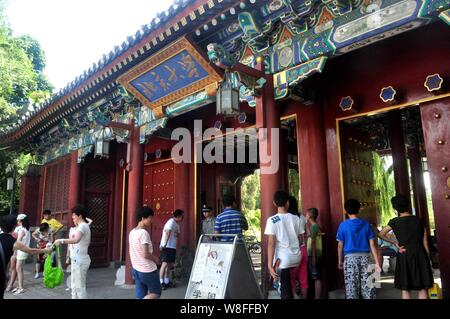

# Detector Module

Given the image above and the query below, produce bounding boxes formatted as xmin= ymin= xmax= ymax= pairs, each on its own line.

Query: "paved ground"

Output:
xmin=4 ymin=263 xmax=187 ymax=299
xmin=4 ymin=257 xmax=441 ymax=299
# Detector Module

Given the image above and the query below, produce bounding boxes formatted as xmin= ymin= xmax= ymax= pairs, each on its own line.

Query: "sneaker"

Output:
xmin=10 ymin=287 xmax=18 ymax=293
xmin=13 ymin=288 xmax=25 ymax=295
xmin=34 ymin=273 xmax=40 ymax=279
xmin=161 ymin=283 xmax=167 ymax=290
xmin=5 ymin=286 xmax=14 ymax=292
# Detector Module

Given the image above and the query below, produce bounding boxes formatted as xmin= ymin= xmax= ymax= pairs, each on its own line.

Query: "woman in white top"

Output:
xmin=55 ymin=205 xmax=91 ymax=299
xmin=6 ymin=213 xmax=31 ymax=294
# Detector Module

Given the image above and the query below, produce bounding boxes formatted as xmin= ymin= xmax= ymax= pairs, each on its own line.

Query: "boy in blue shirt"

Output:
xmin=337 ymin=199 xmax=381 ymax=299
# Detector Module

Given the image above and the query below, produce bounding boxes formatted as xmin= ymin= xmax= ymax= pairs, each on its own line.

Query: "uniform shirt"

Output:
xmin=264 ymin=213 xmax=305 ymax=269
xmin=129 ymin=228 xmax=157 ymax=273
xmin=160 ymin=218 xmax=180 ymax=249
xmin=214 ymin=208 xmax=248 ymax=241
xmin=202 ymin=217 xmax=216 ymax=235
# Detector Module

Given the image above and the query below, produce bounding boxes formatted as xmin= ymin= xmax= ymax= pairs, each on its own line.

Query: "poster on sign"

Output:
xmin=185 ymin=242 xmax=234 ymax=299
xmin=186 ymin=235 xmax=263 ymax=299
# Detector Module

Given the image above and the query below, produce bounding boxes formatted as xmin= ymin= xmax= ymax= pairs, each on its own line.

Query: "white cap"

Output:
xmin=17 ymin=213 xmax=27 ymax=220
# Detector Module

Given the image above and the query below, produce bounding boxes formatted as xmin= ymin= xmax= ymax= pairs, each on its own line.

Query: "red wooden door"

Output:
xmin=143 ymin=161 xmax=175 ymax=250
xmin=83 ymin=166 xmax=113 ymax=266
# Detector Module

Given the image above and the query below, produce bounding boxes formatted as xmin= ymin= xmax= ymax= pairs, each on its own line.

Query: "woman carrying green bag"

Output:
xmin=54 ymin=205 xmax=91 ymax=299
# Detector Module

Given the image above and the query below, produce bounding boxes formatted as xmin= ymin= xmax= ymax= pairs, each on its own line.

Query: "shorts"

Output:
xmin=16 ymin=251 xmax=28 ymax=261
xmin=132 ymin=268 xmax=161 ymax=299
xmin=308 ymin=257 xmax=322 ymax=280
xmin=160 ymin=248 xmax=176 ymax=263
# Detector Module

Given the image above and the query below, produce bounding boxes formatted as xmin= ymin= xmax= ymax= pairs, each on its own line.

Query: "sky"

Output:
xmin=6 ymin=0 xmax=172 ymax=90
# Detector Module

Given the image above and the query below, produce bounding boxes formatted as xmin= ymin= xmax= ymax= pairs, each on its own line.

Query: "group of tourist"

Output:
xmin=266 ymin=190 xmax=434 ymax=300
xmin=0 ymin=207 xmax=92 ymax=299
xmin=0 ymin=191 xmax=436 ymax=300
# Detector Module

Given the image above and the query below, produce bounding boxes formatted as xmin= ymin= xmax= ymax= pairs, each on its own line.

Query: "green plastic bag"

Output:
xmin=44 ymin=245 xmax=64 ymax=288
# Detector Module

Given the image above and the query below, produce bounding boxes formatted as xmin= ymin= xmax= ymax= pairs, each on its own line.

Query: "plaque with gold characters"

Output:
xmin=118 ymin=37 xmax=222 ymax=118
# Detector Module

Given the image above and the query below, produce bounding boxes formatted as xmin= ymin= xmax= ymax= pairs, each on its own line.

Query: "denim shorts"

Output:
xmin=132 ymin=268 xmax=161 ymax=299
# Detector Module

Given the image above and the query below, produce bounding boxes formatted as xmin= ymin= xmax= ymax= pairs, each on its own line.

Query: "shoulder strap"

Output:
xmin=0 ymin=239 xmax=7 ymax=272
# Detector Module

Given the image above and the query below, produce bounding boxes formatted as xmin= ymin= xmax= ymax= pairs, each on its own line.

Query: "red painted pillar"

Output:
xmin=408 ymin=146 xmax=430 ymax=233
xmin=279 ymin=129 xmax=289 ymax=192
xmin=125 ymin=126 xmax=144 ymax=284
xmin=295 ymin=102 xmax=332 ymax=297
xmin=174 ymin=162 xmax=191 ymax=250
xmin=256 ymin=60 xmax=281 ymax=296
xmin=388 ymin=110 xmax=411 ymax=198
xmin=68 ymin=151 xmax=81 ymax=217
xmin=420 ymin=100 xmax=450 ymax=298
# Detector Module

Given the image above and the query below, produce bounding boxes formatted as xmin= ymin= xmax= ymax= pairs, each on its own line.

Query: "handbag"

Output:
xmin=44 ymin=245 xmax=64 ymax=288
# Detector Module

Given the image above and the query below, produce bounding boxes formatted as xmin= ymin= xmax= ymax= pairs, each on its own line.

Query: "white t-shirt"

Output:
xmin=160 ymin=218 xmax=180 ymax=249
xmin=129 ymin=228 xmax=157 ymax=273
xmin=72 ymin=223 xmax=91 ymax=264
xmin=264 ymin=213 xmax=305 ymax=269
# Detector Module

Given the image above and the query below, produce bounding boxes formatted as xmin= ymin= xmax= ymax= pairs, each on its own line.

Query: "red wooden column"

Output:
xmin=125 ymin=126 xmax=144 ymax=284
xmin=420 ymin=100 xmax=450 ymax=298
xmin=407 ymin=146 xmax=430 ymax=233
xmin=255 ymin=59 xmax=281 ymax=296
xmin=279 ymin=129 xmax=289 ymax=191
xmin=68 ymin=151 xmax=81 ymax=214
xmin=294 ymin=101 xmax=332 ymax=297
xmin=388 ymin=110 xmax=411 ymax=197
xmin=174 ymin=162 xmax=192 ymax=250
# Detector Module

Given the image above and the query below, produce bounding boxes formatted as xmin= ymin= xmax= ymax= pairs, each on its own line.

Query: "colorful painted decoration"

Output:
xmin=439 ymin=8 xmax=450 ymax=25
xmin=139 ymin=117 xmax=169 ymax=144
xmin=118 ymin=37 xmax=222 ymax=118
xmin=238 ymin=112 xmax=247 ymax=124
xmin=339 ymin=96 xmax=355 ymax=112
xmin=424 ymin=73 xmax=444 ymax=92
xmin=380 ymin=86 xmax=397 ymax=103
xmin=273 ymin=56 xmax=327 ymax=100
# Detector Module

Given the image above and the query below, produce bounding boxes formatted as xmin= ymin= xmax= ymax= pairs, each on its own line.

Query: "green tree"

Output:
xmin=0 ymin=0 xmax=53 ymax=214
xmin=241 ymin=171 xmax=261 ymax=239
xmin=372 ymin=153 xmax=396 ymax=226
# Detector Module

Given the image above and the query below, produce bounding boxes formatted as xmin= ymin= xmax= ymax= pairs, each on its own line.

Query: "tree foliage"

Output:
xmin=372 ymin=153 xmax=396 ymax=226
xmin=0 ymin=1 xmax=53 ymax=214
xmin=241 ymin=171 xmax=261 ymax=239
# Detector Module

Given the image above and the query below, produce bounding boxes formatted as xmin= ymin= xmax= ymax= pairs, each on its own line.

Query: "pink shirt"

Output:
xmin=129 ymin=228 xmax=157 ymax=273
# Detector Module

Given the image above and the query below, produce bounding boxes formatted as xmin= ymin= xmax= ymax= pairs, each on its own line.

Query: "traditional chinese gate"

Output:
xmin=143 ymin=160 xmax=175 ymax=250
xmin=82 ymin=157 xmax=115 ymax=266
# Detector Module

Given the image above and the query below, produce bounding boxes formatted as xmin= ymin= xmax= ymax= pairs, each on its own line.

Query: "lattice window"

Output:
xmin=43 ymin=167 xmax=51 ymax=211
xmin=56 ymin=162 xmax=65 ymax=211
xmin=86 ymin=171 xmax=110 ymax=191
xmin=86 ymin=193 xmax=108 ymax=233
xmin=62 ymin=159 xmax=71 ymax=210
xmin=42 ymin=157 xmax=71 ymax=213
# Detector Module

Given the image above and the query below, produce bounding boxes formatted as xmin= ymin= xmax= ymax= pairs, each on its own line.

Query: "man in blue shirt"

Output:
xmin=336 ymin=199 xmax=381 ymax=299
xmin=214 ymin=194 xmax=248 ymax=242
